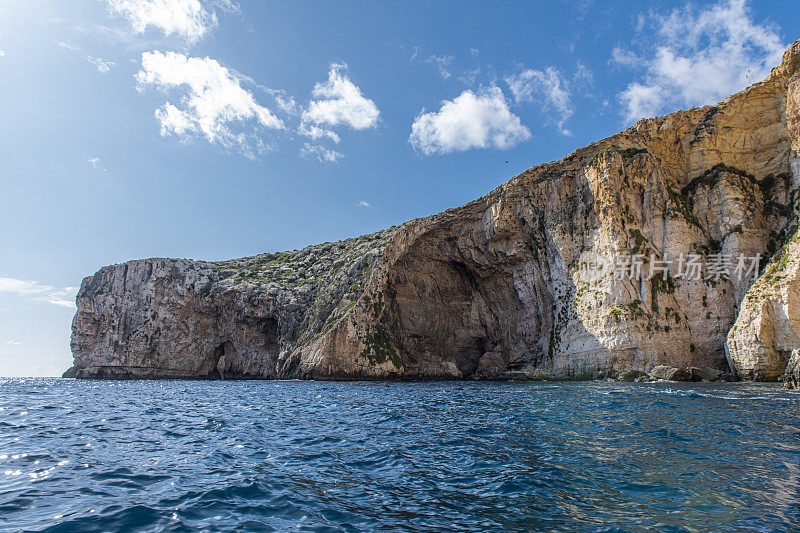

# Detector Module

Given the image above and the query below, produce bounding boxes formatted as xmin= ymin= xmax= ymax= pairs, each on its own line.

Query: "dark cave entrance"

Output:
xmin=212 ymin=341 xmax=236 ymax=379
xmin=263 ymin=316 xmax=280 ymax=375
xmin=386 ymin=257 xmax=498 ymax=377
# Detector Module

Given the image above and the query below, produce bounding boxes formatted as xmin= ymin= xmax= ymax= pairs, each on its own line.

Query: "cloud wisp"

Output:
xmin=0 ymin=278 xmax=77 ymax=309
xmin=53 ymin=40 xmax=117 ymax=73
xmin=614 ymin=0 xmax=785 ymax=123
xmin=300 ymin=143 xmax=343 ymax=163
xmin=409 ymin=86 xmax=530 ymax=155
xmin=506 ymin=67 xmax=574 ymax=136
xmin=426 ymin=54 xmax=455 ymax=80
xmin=136 ymin=51 xmax=284 ymax=158
xmin=86 ymin=56 xmax=115 ymax=73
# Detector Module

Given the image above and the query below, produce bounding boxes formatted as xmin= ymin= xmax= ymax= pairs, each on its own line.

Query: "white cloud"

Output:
xmin=86 ymin=56 xmax=115 ymax=73
xmin=610 ymin=46 xmax=640 ymax=68
xmin=136 ymin=51 xmax=284 ymax=158
xmin=0 ymin=278 xmax=77 ymax=309
xmin=574 ymin=61 xmax=594 ymax=87
xmin=107 ymin=0 xmax=217 ymax=44
xmin=272 ymin=91 xmax=298 ymax=114
xmin=298 ymin=123 xmax=340 ymax=143
xmin=300 ymin=143 xmax=343 ymax=163
xmin=619 ymin=83 xmax=667 ymax=124
xmin=409 ymin=86 xmax=530 ymax=155
xmin=506 ymin=67 xmax=574 ymax=135
xmin=301 ymin=63 xmax=379 ymax=131
xmin=426 ymin=54 xmax=455 ymax=80
xmin=298 ymin=63 xmax=379 ymax=159
xmin=5 ymin=340 xmax=21 ymax=345
xmin=211 ymin=0 xmax=241 ymax=14
xmin=358 ymin=200 xmax=371 ymax=208
xmin=0 ymin=50 xmax=5 ymax=57
xmin=616 ymin=0 xmax=785 ymax=123
xmin=470 ymin=48 xmax=479 ymax=57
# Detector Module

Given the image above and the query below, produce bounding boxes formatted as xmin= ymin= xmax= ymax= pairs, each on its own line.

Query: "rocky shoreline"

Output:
xmin=66 ymin=40 xmax=800 ymax=388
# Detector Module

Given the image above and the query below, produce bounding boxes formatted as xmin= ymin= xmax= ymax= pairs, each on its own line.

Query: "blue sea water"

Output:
xmin=0 ymin=379 xmax=798 ymax=532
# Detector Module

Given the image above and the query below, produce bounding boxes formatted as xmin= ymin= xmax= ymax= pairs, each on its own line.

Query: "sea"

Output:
xmin=0 ymin=378 xmax=798 ymax=532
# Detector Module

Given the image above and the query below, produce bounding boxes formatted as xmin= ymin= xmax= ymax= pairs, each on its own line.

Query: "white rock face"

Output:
xmin=726 ymin=41 xmax=800 ymax=383
xmin=67 ymin=40 xmax=800 ymax=381
xmin=726 ymin=233 xmax=800 ymax=381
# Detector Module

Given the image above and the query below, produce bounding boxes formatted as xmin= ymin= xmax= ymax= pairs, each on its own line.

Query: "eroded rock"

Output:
xmin=66 ymin=40 xmax=800 ymax=381
xmin=649 ymin=365 xmax=691 ymax=381
xmin=784 ymin=350 xmax=800 ymax=389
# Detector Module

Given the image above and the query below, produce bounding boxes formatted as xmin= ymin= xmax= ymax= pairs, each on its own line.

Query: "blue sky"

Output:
xmin=0 ymin=0 xmax=797 ymax=376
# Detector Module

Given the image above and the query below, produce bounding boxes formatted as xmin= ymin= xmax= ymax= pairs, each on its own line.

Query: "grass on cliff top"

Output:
xmin=206 ymin=226 xmax=400 ymax=289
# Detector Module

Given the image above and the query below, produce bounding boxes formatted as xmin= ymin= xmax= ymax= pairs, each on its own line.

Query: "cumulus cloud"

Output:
xmin=0 ymin=278 xmax=77 ymax=309
xmin=107 ymin=0 xmax=218 ymax=44
xmin=409 ymin=86 xmax=530 ymax=155
xmin=0 ymin=50 xmax=6 ymax=57
xmin=506 ymin=67 xmax=574 ymax=135
xmin=300 ymin=143 xmax=343 ymax=163
xmin=615 ymin=0 xmax=785 ymax=123
xmin=297 ymin=63 xmax=378 ymax=160
xmin=4 ymin=340 xmax=21 ymax=345
xmin=301 ymin=63 xmax=379 ymax=131
xmin=136 ymin=51 xmax=284 ymax=158
xmin=358 ymin=200 xmax=371 ymax=208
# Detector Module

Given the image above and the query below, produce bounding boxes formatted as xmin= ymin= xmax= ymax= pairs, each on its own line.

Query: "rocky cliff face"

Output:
xmin=726 ymin=230 xmax=800 ymax=381
xmin=726 ymin=40 xmax=800 ymax=386
xmin=67 ymin=40 xmax=800 ymax=382
xmin=67 ymin=229 xmax=400 ymax=378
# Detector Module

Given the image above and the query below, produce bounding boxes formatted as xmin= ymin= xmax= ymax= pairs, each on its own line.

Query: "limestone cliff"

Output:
xmin=66 ymin=40 xmax=800 ymax=381
xmin=726 ymin=229 xmax=800 ymax=380
xmin=726 ymin=40 xmax=800 ymax=386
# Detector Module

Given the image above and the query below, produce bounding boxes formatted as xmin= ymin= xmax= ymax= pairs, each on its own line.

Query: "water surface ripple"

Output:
xmin=0 ymin=379 xmax=798 ymax=532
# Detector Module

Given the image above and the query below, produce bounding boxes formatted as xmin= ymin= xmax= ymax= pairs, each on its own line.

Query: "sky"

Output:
xmin=0 ymin=0 xmax=797 ymax=376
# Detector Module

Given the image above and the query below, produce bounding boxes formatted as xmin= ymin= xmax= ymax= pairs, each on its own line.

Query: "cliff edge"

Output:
xmin=66 ymin=40 xmax=800 ymax=382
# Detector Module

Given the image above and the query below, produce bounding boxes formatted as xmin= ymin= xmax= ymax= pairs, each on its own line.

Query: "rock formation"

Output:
xmin=726 ymin=231 xmax=800 ymax=381
xmin=66 ymin=40 xmax=800 ymax=382
xmin=726 ymin=40 xmax=800 ymax=387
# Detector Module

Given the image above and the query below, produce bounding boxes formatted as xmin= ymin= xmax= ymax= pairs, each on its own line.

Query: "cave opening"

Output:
xmin=263 ymin=317 xmax=280 ymax=375
xmin=211 ymin=341 xmax=236 ymax=379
